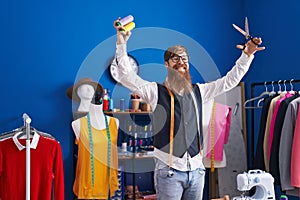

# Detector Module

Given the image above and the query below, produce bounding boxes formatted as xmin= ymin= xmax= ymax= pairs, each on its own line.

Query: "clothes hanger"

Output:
xmin=269 ymin=81 xmax=277 ymax=96
xmin=289 ymin=79 xmax=296 ymax=94
xmin=0 ymin=126 xmax=55 ymax=140
xmin=256 ymin=81 xmax=277 ymax=107
xmin=244 ymin=81 xmax=271 ymax=109
xmin=282 ymin=80 xmax=288 ymax=94
xmin=1 ymin=113 xmax=54 ymax=140
xmin=15 ymin=126 xmax=36 ymax=139
xmin=0 ymin=126 xmax=31 ymax=140
xmin=277 ymin=80 xmax=283 ymax=94
xmin=16 ymin=126 xmax=55 ymax=139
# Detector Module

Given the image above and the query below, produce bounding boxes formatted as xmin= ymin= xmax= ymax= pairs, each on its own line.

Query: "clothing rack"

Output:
xmin=22 ymin=113 xmax=31 ymax=200
xmin=248 ymin=79 xmax=300 ymax=166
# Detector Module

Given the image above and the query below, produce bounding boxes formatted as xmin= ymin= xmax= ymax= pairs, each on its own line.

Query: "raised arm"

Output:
xmin=198 ymin=37 xmax=265 ymax=103
xmin=113 ymin=18 xmax=158 ymax=109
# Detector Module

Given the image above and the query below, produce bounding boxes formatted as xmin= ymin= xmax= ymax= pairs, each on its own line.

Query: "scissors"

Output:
xmin=233 ymin=17 xmax=259 ymax=50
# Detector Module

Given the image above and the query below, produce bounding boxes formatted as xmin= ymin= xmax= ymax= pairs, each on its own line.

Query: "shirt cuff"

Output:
xmin=239 ymin=52 xmax=254 ymax=65
xmin=241 ymin=51 xmax=254 ymax=60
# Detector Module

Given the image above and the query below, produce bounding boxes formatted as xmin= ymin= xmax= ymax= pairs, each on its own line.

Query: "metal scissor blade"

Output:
xmin=232 ymin=24 xmax=250 ymax=38
xmin=245 ymin=17 xmax=249 ymax=37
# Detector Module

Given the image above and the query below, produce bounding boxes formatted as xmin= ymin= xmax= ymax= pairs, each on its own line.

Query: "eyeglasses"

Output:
xmin=170 ymin=55 xmax=189 ymax=63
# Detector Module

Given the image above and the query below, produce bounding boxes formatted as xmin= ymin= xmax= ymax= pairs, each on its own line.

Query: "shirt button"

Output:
xmin=185 ymin=122 xmax=189 ymax=125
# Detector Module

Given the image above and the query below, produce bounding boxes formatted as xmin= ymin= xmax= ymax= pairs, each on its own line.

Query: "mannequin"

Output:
xmin=72 ymin=102 xmax=120 ymax=199
xmin=66 ymin=77 xmax=103 ymax=113
xmin=72 ymin=103 xmax=119 ymax=139
xmin=76 ymin=84 xmax=95 ymax=112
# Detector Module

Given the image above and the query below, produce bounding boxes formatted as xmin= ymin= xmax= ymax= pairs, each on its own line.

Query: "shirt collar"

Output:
xmin=164 ymin=79 xmax=184 ymax=96
xmin=12 ymin=132 xmax=40 ymax=151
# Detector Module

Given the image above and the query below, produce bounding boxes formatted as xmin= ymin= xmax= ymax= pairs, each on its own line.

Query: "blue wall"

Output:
xmin=243 ymin=1 xmax=300 ymax=199
xmin=1 ymin=0 xmax=299 ymax=199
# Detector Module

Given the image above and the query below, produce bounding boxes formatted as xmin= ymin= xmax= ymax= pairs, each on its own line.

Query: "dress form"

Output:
xmin=72 ymin=103 xmax=120 ymax=199
xmin=77 ymin=84 xmax=95 ymax=112
xmin=72 ymin=103 xmax=119 ymax=140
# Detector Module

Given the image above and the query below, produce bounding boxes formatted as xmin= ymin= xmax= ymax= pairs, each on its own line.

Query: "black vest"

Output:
xmin=153 ymin=83 xmax=203 ymax=158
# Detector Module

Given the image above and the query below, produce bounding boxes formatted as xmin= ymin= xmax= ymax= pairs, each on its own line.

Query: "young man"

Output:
xmin=113 ymin=18 xmax=264 ymax=200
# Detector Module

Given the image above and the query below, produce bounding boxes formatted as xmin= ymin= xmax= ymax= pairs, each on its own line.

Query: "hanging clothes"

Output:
xmin=205 ymin=102 xmax=232 ymax=163
xmin=263 ymin=94 xmax=283 ymax=171
xmin=73 ymin=116 xmax=119 ymax=199
xmin=268 ymin=92 xmax=294 ymax=159
xmin=279 ymin=97 xmax=300 ymax=194
xmin=202 ymin=100 xmax=227 ymax=169
xmin=248 ymin=80 xmax=300 ymax=197
xmin=269 ymin=93 xmax=299 ymax=185
xmin=253 ymin=94 xmax=278 ymax=170
xmin=0 ymin=131 xmax=64 ymax=200
xmin=290 ymin=102 xmax=300 ymax=188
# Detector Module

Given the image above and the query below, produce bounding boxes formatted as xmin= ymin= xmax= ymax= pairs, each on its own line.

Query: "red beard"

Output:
xmin=167 ymin=63 xmax=192 ymax=93
xmin=172 ymin=63 xmax=192 ymax=84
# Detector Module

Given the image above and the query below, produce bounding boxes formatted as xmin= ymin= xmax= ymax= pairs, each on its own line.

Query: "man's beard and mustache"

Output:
xmin=167 ymin=63 xmax=192 ymax=94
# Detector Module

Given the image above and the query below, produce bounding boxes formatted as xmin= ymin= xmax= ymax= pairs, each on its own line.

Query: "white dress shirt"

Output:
xmin=115 ymin=43 xmax=254 ymax=171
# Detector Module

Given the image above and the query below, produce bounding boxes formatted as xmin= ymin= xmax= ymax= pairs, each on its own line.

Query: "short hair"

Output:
xmin=164 ymin=45 xmax=188 ymax=61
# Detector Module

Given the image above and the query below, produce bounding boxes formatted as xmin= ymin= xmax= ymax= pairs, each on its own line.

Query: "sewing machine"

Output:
xmin=233 ymin=169 xmax=275 ymax=200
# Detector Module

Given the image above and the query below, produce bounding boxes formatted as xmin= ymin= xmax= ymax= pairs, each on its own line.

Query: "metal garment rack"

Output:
xmin=248 ymin=79 xmax=300 ymax=166
xmin=22 ymin=113 xmax=32 ymax=200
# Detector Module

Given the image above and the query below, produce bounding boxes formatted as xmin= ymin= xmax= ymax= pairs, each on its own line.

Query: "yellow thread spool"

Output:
xmin=122 ymin=22 xmax=135 ymax=32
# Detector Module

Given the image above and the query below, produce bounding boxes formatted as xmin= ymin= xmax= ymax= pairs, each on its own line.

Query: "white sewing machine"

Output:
xmin=233 ymin=169 xmax=275 ymax=200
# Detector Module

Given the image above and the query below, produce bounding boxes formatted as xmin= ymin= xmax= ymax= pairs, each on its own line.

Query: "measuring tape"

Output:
xmin=87 ymin=113 xmax=112 ymax=199
xmin=165 ymin=83 xmax=175 ymax=170
xmin=210 ymin=101 xmax=217 ymax=172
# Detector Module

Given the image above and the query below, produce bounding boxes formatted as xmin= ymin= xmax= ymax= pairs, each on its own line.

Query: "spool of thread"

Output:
xmin=120 ymin=98 xmax=125 ymax=112
xmin=102 ymin=89 xmax=109 ymax=111
xmin=280 ymin=195 xmax=288 ymax=200
xmin=103 ymin=99 xmax=109 ymax=111
xmin=109 ymin=98 xmax=114 ymax=111
xmin=121 ymin=142 xmax=127 ymax=152
xmin=116 ymin=15 xmax=134 ymax=26
xmin=122 ymin=22 xmax=135 ymax=32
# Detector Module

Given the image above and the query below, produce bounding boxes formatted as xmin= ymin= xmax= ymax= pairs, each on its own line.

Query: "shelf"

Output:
xmin=118 ymin=151 xmax=154 ymax=160
xmin=105 ymin=111 xmax=152 ymax=115
xmin=108 ymin=110 xmax=155 ymax=199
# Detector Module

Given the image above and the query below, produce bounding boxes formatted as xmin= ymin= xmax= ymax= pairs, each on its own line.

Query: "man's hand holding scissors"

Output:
xmin=233 ymin=17 xmax=265 ymax=57
xmin=242 ymin=37 xmax=265 ymax=57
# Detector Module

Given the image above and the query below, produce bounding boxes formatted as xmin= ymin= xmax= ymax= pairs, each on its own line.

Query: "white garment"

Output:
xmin=12 ymin=132 xmax=40 ymax=151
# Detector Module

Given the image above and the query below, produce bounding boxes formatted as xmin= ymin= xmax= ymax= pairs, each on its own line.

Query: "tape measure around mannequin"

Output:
xmin=87 ymin=113 xmax=112 ymax=199
xmin=104 ymin=114 xmax=111 ymax=199
xmin=87 ymin=114 xmax=95 ymax=187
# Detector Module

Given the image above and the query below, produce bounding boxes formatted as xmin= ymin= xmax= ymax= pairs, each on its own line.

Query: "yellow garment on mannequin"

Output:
xmin=73 ymin=117 xmax=119 ymax=199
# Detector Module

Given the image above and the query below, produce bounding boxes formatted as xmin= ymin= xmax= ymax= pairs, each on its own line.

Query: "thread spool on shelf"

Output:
xmin=280 ymin=195 xmax=288 ymax=200
xmin=120 ymin=98 xmax=125 ymax=112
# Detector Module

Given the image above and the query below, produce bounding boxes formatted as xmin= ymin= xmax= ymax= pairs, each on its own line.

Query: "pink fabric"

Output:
xmin=268 ymin=92 xmax=293 ymax=158
xmin=206 ymin=103 xmax=232 ymax=161
xmin=291 ymin=102 xmax=300 ymax=187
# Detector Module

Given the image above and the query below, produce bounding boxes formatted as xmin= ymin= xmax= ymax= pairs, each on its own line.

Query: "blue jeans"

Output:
xmin=154 ymin=160 xmax=206 ymax=200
